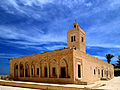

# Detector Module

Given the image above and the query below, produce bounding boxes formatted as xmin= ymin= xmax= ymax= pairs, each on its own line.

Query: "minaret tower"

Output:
xmin=67 ymin=22 xmax=86 ymax=53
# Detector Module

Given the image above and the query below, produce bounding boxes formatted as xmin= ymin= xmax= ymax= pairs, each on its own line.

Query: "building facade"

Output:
xmin=9 ymin=23 xmax=114 ymax=85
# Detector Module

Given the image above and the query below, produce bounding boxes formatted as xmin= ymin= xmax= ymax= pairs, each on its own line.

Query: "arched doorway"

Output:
xmin=31 ymin=63 xmax=35 ymax=77
xmin=49 ymin=59 xmax=57 ymax=78
xmin=14 ymin=63 xmax=18 ymax=77
xmin=25 ymin=62 xmax=30 ymax=77
xmin=40 ymin=60 xmax=48 ymax=78
xmin=59 ymin=59 xmax=68 ymax=78
xmin=20 ymin=63 xmax=24 ymax=77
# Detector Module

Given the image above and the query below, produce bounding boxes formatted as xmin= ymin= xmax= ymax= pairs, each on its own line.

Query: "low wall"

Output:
xmin=0 ymin=80 xmax=105 ymax=90
xmin=14 ymin=77 xmax=75 ymax=84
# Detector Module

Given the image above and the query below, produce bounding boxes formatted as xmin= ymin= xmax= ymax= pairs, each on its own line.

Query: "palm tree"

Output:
xmin=116 ymin=55 xmax=120 ymax=68
xmin=105 ymin=54 xmax=114 ymax=64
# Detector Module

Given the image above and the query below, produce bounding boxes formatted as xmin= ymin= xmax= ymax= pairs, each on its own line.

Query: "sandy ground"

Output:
xmin=96 ymin=76 xmax=120 ymax=90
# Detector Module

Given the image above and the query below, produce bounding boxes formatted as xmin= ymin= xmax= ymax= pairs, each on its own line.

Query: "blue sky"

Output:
xmin=0 ymin=0 xmax=120 ymax=75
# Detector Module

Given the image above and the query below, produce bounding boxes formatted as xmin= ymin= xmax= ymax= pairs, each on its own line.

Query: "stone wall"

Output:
xmin=9 ymin=48 xmax=75 ymax=84
xmin=73 ymin=49 xmax=114 ymax=84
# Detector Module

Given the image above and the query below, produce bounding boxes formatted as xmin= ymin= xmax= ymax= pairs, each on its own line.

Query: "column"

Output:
xmin=34 ymin=66 xmax=35 ymax=77
xmin=57 ymin=62 xmax=59 ymax=78
xmin=30 ymin=65 xmax=32 ymax=77
xmin=47 ymin=64 xmax=49 ymax=78
xmin=24 ymin=64 xmax=25 ymax=78
xmin=39 ymin=67 xmax=40 ymax=78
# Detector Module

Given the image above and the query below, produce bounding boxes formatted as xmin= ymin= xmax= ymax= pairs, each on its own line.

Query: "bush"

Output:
xmin=114 ymin=70 xmax=120 ymax=76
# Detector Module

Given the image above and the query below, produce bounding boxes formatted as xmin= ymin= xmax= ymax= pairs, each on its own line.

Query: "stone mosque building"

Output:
xmin=9 ymin=23 xmax=114 ymax=85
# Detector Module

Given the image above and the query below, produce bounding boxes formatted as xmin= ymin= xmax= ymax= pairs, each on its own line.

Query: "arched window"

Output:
xmin=71 ymin=36 xmax=76 ymax=42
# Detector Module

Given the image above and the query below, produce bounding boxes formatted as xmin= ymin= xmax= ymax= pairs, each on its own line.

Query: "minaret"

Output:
xmin=67 ymin=22 xmax=86 ymax=53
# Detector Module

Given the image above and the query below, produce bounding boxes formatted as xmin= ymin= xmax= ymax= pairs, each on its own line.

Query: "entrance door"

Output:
xmin=25 ymin=69 xmax=28 ymax=77
xmin=61 ymin=67 xmax=66 ymax=78
xmin=20 ymin=65 xmax=24 ymax=77
xmin=45 ymin=67 xmax=47 ymax=77
xmin=14 ymin=65 xmax=18 ymax=77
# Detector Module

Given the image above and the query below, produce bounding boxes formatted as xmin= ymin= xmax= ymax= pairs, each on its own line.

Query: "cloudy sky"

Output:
xmin=0 ymin=0 xmax=120 ymax=74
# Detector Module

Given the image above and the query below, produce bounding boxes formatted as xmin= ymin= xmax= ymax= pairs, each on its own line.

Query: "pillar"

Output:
xmin=30 ymin=65 xmax=32 ymax=77
xmin=47 ymin=64 xmax=49 ymax=78
xmin=39 ymin=66 xmax=40 ymax=78
xmin=57 ymin=62 xmax=59 ymax=78
xmin=24 ymin=64 xmax=25 ymax=77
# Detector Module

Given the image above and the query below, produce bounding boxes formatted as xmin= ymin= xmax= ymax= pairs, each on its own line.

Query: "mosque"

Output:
xmin=9 ymin=23 xmax=114 ymax=84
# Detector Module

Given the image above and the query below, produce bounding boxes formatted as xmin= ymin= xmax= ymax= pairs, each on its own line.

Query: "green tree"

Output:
xmin=116 ymin=55 xmax=120 ymax=68
xmin=105 ymin=54 xmax=114 ymax=64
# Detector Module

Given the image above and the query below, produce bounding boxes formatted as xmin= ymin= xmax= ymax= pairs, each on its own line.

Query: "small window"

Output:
xmin=31 ymin=68 xmax=33 ymax=75
xmin=74 ymin=36 xmax=76 ymax=41
xmin=37 ymin=68 xmax=39 ymax=75
xmin=16 ymin=65 xmax=18 ymax=69
xmin=94 ymin=69 xmax=96 ymax=75
xmin=71 ymin=36 xmax=73 ymax=42
xmin=81 ymin=37 xmax=84 ymax=42
xmin=52 ymin=67 xmax=56 ymax=75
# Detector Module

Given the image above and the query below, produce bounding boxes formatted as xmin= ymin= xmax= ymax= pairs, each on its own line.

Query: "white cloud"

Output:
xmin=1 ymin=0 xmax=120 ymax=51
xmin=94 ymin=55 xmax=106 ymax=60
xmin=86 ymin=16 xmax=120 ymax=48
xmin=85 ymin=2 xmax=92 ymax=7
xmin=0 ymin=24 xmax=66 ymax=48
xmin=108 ymin=0 xmax=120 ymax=10
xmin=87 ymin=44 xmax=120 ymax=49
